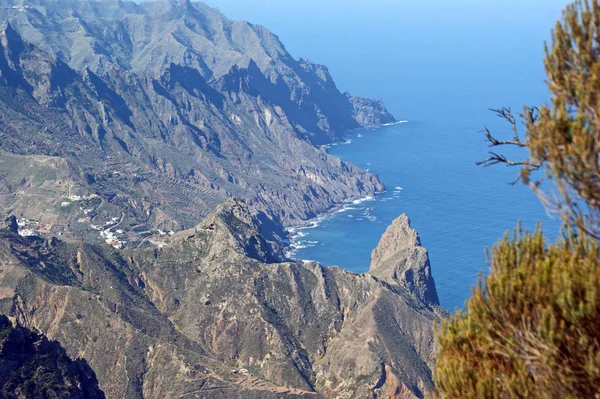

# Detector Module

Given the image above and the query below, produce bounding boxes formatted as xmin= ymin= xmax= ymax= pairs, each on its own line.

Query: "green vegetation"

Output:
xmin=435 ymin=228 xmax=599 ymax=398
xmin=435 ymin=1 xmax=600 ymax=397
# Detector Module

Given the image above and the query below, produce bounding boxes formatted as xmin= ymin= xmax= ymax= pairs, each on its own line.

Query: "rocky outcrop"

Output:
xmin=0 ymin=315 xmax=105 ymax=398
xmin=370 ymin=214 xmax=440 ymax=306
xmin=196 ymin=197 xmax=279 ymax=263
xmin=346 ymin=92 xmax=396 ymax=127
xmin=0 ymin=200 xmax=443 ymax=398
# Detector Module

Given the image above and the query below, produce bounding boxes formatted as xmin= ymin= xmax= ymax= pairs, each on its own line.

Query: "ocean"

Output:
xmin=203 ymin=0 xmax=568 ymax=311
xmin=289 ymin=119 xmax=561 ymax=311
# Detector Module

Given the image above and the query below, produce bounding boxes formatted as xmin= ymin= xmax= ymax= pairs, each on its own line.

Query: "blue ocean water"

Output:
xmin=203 ymin=0 xmax=568 ymax=311
xmin=290 ymin=119 xmax=561 ymax=311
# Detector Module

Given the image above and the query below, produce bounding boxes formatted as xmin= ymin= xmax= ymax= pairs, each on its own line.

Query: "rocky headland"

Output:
xmin=0 ymin=0 xmax=394 ymax=247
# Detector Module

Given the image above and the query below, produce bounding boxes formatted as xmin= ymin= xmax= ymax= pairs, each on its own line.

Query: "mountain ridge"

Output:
xmin=0 ymin=198 xmax=444 ymax=398
xmin=0 ymin=3 xmax=449 ymax=398
xmin=0 ymin=0 xmax=394 ymax=247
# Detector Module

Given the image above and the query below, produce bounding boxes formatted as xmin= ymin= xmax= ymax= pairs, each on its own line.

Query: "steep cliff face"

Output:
xmin=346 ymin=92 xmax=397 ymax=127
xmin=0 ymin=315 xmax=105 ymax=398
xmin=370 ymin=214 xmax=440 ymax=306
xmin=0 ymin=0 xmax=394 ymax=238
xmin=0 ymin=200 xmax=443 ymax=398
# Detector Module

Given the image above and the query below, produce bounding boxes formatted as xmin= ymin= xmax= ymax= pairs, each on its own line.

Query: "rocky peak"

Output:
xmin=370 ymin=214 xmax=440 ymax=306
xmin=193 ymin=197 xmax=278 ymax=263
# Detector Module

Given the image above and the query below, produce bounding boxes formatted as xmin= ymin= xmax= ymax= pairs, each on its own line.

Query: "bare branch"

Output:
xmin=477 ymin=107 xmax=545 ymax=185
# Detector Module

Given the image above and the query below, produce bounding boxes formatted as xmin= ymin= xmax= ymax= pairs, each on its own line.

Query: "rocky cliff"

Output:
xmin=0 ymin=0 xmax=394 ymax=243
xmin=370 ymin=214 xmax=440 ymax=306
xmin=0 ymin=199 xmax=444 ymax=398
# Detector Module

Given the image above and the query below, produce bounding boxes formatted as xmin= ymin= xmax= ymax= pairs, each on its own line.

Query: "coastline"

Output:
xmin=283 ymin=121 xmax=408 ymax=261
xmin=284 ymin=192 xmax=381 ymax=260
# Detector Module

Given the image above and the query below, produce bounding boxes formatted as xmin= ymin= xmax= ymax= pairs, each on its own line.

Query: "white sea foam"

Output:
xmin=285 ymin=214 xmax=331 ymax=258
xmin=335 ymin=205 xmax=358 ymax=214
xmin=302 ymin=219 xmax=323 ymax=230
xmin=352 ymin=196 xmax=374 ymax=205
xmin=285 ymin=233 xmax=322 ymax=259
xmin=286 ymin=194 xmax=377 ymax=260
xmin=382 ymin=120 xmax=409 ymax=127
xmin=394 ymin=186 xmax=404 ymax=191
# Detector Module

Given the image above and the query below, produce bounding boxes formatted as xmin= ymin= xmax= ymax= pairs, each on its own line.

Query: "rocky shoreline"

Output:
xmin=284 ymin=123 xmax=400 ymax=261
xmin=284 ymin=192 xmax=381 ymax=260
xmin=0 ymin=198 xmax=445 ymax=398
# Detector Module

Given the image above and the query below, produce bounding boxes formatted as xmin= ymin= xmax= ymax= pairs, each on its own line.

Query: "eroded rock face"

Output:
xmin=345 ymin=93 xmax=396 ymax=127
xmin=370 ymin=214 xmax=440 ymax=306
xmin=0 ymin=200 xmax=443 ymax=398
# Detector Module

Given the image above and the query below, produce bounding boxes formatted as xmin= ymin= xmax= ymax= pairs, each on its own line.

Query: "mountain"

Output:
xmin=0 ymin=2 xmax=447 ymax=398
xmin=0 ymin=200 xmax=444 ymax=398
xmin=0 ymin=0 xmax=394 ymax=247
